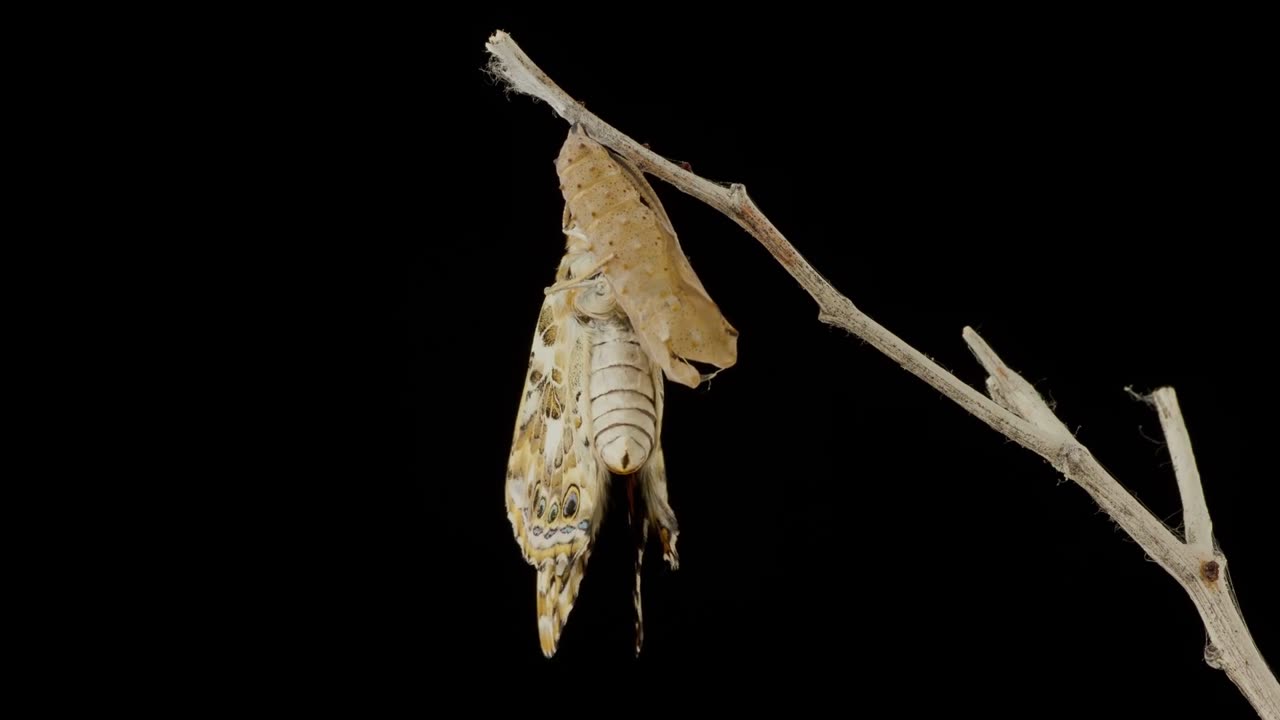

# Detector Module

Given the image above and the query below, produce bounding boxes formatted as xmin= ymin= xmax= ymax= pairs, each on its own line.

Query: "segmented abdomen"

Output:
xmin=589 ymin=322 xmax=655 ymax=476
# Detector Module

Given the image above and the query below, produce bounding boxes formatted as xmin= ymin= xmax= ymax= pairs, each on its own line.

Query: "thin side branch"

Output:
xmin=961 ymin=327 xmax=1186 ymax=569
xmin=484 ymin=30 xmax=1278 ymax=718
xmin=963 ymin=328 xmax=1073 ymax=440
xmin=1153 ymin=387 xmax=1213 ymax=552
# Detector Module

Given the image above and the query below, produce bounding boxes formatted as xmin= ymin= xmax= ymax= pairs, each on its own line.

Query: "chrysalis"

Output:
xmin=553 ymin=125 xmax=738 ymax=389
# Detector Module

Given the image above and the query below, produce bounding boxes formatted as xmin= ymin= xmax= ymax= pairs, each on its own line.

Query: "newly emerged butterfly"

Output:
xmin=505 ymin=125 xmax=736 ymax=657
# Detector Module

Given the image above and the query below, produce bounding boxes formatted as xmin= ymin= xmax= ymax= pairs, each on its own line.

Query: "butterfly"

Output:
xmin=505 ymin=125 xmax=737 ymax=657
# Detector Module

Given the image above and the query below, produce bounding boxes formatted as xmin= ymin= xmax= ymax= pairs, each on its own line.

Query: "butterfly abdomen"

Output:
xmin=588 ymin=322 xmax=656 ymax=476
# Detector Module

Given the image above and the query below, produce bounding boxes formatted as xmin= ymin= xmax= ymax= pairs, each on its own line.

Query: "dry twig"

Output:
xmin=484 ymin=29 xmax=1278 ymax=718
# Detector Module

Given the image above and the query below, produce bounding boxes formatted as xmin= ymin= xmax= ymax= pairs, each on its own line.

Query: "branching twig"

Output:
xmin=484 ymin=30 xmax=1278 ymax=718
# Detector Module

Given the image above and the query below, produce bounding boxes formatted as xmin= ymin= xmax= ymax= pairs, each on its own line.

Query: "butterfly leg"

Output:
xmin=543 ymin=253 xmax=615 ymax=296
xmin=627 ymin=474 xmax=649 ymax=656
xmin=640 ymin=448 xmax=679 ymax=570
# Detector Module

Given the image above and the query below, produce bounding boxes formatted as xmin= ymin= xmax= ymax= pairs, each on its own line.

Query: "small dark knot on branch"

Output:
xmin=1204 ymin=642 xmax=1224 ymax=669
xmin=1201 ymin=559 xmax=1220 ymax=584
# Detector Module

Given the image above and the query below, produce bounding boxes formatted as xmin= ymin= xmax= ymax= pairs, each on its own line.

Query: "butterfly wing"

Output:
xmin=505 ymin=259 xmax=609 ymax=657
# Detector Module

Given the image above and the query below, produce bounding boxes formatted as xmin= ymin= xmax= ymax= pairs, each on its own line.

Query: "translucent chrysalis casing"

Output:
xmin=554 ymin=125 xmax=737 ymax=389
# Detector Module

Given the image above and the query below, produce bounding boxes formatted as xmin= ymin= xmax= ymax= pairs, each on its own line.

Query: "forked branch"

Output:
xmin=484 ymin=30 xmax=1278 ymax=717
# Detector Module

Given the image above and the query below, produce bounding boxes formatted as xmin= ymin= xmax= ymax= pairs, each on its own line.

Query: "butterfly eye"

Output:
xmin=536 ymin=495 xmax=546 ymax=519
xmin=548 ymin=503 xmax=559 ymax=523
xmin=563 ymin=487 xmax=579 ymax=519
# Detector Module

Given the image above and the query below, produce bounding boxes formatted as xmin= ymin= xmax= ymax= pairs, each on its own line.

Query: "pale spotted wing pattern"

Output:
xmin=505 ymin=254 xmax=608 ymax=658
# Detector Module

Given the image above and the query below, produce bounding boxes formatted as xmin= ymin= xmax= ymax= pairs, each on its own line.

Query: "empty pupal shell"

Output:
xmin=555 ymin=126 xmax=738 ymax=388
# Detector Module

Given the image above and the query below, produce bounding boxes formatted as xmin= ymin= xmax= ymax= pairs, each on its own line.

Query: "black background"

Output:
xmin=289 ymin=6 xmax=1273 ymax=717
